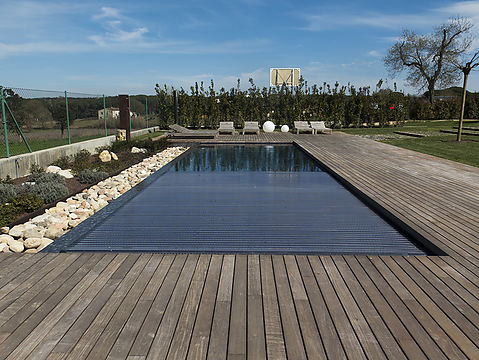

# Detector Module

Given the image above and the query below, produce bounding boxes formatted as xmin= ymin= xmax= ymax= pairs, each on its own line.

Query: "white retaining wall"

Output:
xmin=0 ymin=127 xmax=161 ymax=179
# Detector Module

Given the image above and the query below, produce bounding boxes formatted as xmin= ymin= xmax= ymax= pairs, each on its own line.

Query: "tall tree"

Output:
xmin=385 ymin=17 xmax=473 ymax=103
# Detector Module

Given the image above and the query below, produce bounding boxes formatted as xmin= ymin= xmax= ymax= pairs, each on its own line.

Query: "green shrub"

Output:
xmin=71 ymin=149 xmax=91 ymax=174
xmin=0 ymin=184 xmax=18 ymax=203
xmin=23 ymin=182 xmax=69 ymax=204
xmin=78 ymin=169 xmax=109 ymax=184
xmin=30 ymin=163 xmax=44 ymax=174
xmin=0 ymin=193 xmax=44 ymax=227
xmin=9 ymin=193 xmax=44 ymax=212
xmin=29 ymin=172 xmax=66 ymax=185
xmin=0 ymin=204 xmax=17 ymax=227
xmin=51 ymin=155 xmax=71 ymax=169
xmin=0 ymin=175 xmax=14 ymax=185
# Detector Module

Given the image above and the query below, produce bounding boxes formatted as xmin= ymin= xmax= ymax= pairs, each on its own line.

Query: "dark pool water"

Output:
xmin=48 ymin=145 xmax=426 ymax=255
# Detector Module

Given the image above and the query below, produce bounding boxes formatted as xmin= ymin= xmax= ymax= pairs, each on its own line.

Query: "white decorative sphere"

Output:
xmin=263 ymin=121 xmax=275 ymax=133
xmin=281 ymin=125 xmax=290 ymax=133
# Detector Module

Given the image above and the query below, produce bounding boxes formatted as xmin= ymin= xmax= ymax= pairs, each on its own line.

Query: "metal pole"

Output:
xmin=457 ymin=71 xmax=468 ymax=142
xmin=65 ymin=91 xmax=71 ymax=144
xmin=103 ymin=94 xmax=107 ymax=137
xmin=173 ymin=90 xmax=178 ymax=125
xmin=4 ymin=100 xmax=32 ymax=153
xmin=128 ymin=95 xmax=131 ymax=135
xmin=1 ymin=87 xmax=10 ymax=158
xmin=145 ymin=96 xmax=149 ymax=129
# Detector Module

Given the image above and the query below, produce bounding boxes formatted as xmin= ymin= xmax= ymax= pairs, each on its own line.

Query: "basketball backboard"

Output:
xmin=270 ymin=68 xmax=300 ymax=86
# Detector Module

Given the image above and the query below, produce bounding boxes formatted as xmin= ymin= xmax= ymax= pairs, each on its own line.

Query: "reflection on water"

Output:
xmin=173 ymin=145 xmax=320 ymax=172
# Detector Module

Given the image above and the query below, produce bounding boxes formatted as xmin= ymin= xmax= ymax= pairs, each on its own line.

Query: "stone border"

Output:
xmin=0 ymin=146 xmax=188 ymax=253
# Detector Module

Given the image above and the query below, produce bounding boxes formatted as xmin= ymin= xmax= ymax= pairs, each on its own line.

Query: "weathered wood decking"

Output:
xmin=0 ymin=133 xmax=478 ymax=359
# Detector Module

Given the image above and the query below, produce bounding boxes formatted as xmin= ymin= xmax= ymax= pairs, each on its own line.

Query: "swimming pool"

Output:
xmin=46 ymin=145 xmax=427 ymax=255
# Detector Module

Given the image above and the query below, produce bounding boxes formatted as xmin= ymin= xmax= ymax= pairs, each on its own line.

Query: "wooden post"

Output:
xmin=119 ymin=94 xmax=130 ymax=141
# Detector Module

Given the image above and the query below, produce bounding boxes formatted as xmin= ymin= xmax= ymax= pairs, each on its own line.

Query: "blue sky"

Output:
xmin=1 ymin=0 xmax=479 ymax=95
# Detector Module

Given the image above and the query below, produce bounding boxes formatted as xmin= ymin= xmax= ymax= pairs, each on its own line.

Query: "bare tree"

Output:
xmin=452 ymin=49 xmax=479 ymax=141
xmin=385 ymin=17 xmax=473 ymax=103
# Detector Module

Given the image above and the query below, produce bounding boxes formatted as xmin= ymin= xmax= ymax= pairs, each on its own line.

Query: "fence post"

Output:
xmin=65 ymin=91 xmax=71 ymax=144
xmin=0 ymin=87 xmax=10 ymax=158
xmin=103 ymin=94 xmax=107 ymax=137
xmin=128 ymin=95 xmax=131 ymax=134
xmin=145 ymin=96 xmax=149 ymax=129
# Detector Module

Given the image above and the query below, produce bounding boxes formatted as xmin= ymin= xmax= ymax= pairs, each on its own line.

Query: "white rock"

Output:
xmin=0 ymin=234 xmax=13 ymax=243
xmin=58 ymin=169 xmax=74 ymax=179
xmin=0 ymin=243 xmax=9 ymax=252
xmin=25 ymin=249 xmax=39 ymax=254
xmin=8 ymin=239 xmax=24 ymax=253
xmin=1 ymin=226 xmax=9 ymax=234
xmin=24 ymin=237 xmax=42 ymax=249
xmin=23 ymin=227 xmax=44 ymax=239
xmin=46 ymin=165 xmax=62 ymax=174
xmin=111 ymin=152 xmax=118 ymax=160
xmin=44 ymin=227 xmax=63 ymax=240
xmin=99 ymin=150 xmax=112 ymax=162
xmin=8 ymin=226 xmax=23 ymax=238
xmin=37 ymin=238 xmax=54 ymax=251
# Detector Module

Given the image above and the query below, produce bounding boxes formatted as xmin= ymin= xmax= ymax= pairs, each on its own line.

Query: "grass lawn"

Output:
xmin=340 ymin=119 xmax=479 ymax=136
xmin=384 ymin=135 xmax=479 ymax=167
xmin=340 ymin=120 xmax=479 ymax=167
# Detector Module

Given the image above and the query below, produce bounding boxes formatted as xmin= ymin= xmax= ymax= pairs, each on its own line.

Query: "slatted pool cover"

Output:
xmin=47 ymin=145 xmax=426 ymax=255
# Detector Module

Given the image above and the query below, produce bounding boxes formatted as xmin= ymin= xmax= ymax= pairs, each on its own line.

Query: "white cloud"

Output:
xmin=302 ymin=1 xmax=479 ymax=32
xmin=92 ymin=7 xmax=122 ymax=20
xmin=367 ymin=50 xmax=381 ymax=57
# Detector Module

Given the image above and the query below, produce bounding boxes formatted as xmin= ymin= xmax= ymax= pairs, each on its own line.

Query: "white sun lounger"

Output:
xmin=242 ymin=121 xmax=260 ymax=135
xmin=310 ymin=121 xmax=332 ymax=134
xmin=218 ymin=122 xmax=237 ymax=134
xmin=294 ymin=121 xmax=314 ymax=134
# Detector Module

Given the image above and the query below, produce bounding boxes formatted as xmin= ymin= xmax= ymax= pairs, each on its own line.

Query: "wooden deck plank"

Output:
xmin=207 ymin=254 xmax=235 ymax=359
xmin=246 ymin=255 xmax=266 ymax=360
xmin=128 ymin=254 xmax=187 ymax=357
xmin=147 ymin=254 xmax=199 ymax=360
xmin=186 ymin=255 xmax=223 ymax=360
xmin=85 ymin=255 xmax=163 ymax=360
xmin=283 ymin=255 xmax=326 ymax=359
xmin=272 ymin=255 xmax=307 ymax=360
xmin=227 ymin=255 xmax=247 ymax=359
xmin=296 ymin=256 xmax=346 ymax=359
xmin=260 ymin=255 xmax=286 ymax=360
xmin=381 ymin=256 xmax=479 ymax=359
xmin=106 ymin=255 xmax=175 ymax=360
xmin=368 ymin=256 xmax=468 ymax=359
xmin=0 ymin=253 xmax=119 ymax=359
xmin=342 ymin=256 xmax=427 ymax=360
xmin=331 ymin=256 xmax=408 ymax=360
xmin=308 ymin=255 xmax=367 ymax=360
xmin=0 ymin=253 xmax=83 ymax=333
xmin=50 ymin=254 xmax=147 ymax=360
xmin=166 ymin=254 xmax=211 ymax=360
xmin=321 ymin=256 xmax=387 ymax=360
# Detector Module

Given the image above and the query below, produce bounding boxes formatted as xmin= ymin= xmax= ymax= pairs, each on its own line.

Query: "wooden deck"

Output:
xmin=1 ymin=133 xmax=478 ymax=359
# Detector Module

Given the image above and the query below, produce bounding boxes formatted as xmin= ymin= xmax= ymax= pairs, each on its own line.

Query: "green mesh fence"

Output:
xmin=0 ymin=87 xmax=159 ymax=158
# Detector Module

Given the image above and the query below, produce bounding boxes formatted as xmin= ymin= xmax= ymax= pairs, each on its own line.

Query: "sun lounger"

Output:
xmin=294 ymin=121 xmax=314 ymax=134
xmin=169 ymin=124 xmax=217 ymax=139
xmin=218 ymin=122 xmax=237 ymax=134
xmin=310 ymin=121 xmax=332 ymax=134
xmin=242 ymin=121 xmax=260 ymax=135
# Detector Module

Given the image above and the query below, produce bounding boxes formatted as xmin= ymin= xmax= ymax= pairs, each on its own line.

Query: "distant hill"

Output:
xmin=424 ymin=86 xmax=478 ymax=98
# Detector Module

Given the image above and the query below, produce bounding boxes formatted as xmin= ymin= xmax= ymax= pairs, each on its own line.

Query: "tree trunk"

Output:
xmin=428 ymin=85 xmax=435 ymax=104
xmin=457 ymin=71 xmax=469 ymax=142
